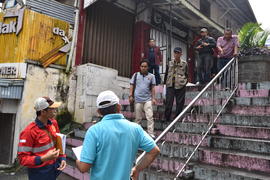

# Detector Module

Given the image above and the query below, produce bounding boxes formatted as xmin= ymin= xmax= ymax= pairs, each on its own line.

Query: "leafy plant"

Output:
xmin=55 ymin=108 xmax=84 ymax=134
xmin=238 ymin=23 xmax=270 ymax=56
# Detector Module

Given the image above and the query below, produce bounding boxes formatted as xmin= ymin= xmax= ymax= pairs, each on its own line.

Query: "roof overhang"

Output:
xmin=150 ymin=0 xmax=224 ymax=36
xmin=0 ymin=79 xmax=24 ymax=100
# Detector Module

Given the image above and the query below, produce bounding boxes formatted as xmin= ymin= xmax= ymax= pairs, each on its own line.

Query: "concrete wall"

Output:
xmin=68 ymin=63 xmax=130 ymax=124
xmin=239 ymin=56 xmax=270 ymax=83
xmin=12 ymin=64 xmax=67 ymax=162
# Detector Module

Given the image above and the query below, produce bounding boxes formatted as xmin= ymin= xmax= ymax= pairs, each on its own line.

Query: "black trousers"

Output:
xmin=165 ymin=86 xmax=186 ymax=121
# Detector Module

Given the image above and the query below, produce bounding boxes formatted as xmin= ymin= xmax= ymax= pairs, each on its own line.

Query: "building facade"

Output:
xmin=69 ymin=0 xmax=256 ymax=124
xmin=0 ymin=0 xmax=74 ymax=165
xmin=0 ymin=0 xmax=257 ymax=166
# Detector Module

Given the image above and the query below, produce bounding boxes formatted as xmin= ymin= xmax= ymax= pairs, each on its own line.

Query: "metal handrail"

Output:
xmin=136 ymin=57 xmax=238 ymax=176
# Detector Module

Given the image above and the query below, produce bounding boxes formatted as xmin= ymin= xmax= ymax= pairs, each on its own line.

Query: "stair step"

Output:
xmin=73 ymin=129 xmax=87 ymax=139
xmin=216 ymin=124 xmax=270 ymax=139
xmin=155 ymin=131 xmax=209 ymax=147
xmin=138 ymin=114 xmax=270 ymax=128
xmin=238 ymin=89 xmax=269 ymax=98
xmin=62 ymin=158 xmax=89 ymax=180
xmin=74 ymin=129 xmax=86 ymax=139
xmin=210 ymin=135 xmax=270 ymax=154
xmin=238 ymin=82 xmax=270 ymax=90
xmin=230 ymin=105 xmax=270 ymax=116
xmin=220 ymin=114 xmax=270 ymax=127
xmin=139 ymin=169 xmax=179 ymax=180
xmin=202 ymin=147 xmax=270 ymax=161
xmin=194 ymin=163 xmax=270 ymax=180
xmin=157 ymin=140 xmax=270 ymax=162
xmin=66 ymin=137 xmax=83 ymax=147
xmin=144 ymin=121 xmax=270 ymax=140
xmin=234 ymin=97 xmax=270 ymax=106
xmin=200 ymin=148 xmax=270 ymax=173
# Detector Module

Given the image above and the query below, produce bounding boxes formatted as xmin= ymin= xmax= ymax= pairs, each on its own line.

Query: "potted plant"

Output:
xmin=238 ymin=23 xmax=270 ymax=82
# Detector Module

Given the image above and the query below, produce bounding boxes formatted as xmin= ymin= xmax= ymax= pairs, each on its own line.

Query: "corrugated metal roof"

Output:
xmin=0 ymin=79 xmax=24 ymax=99
xmin=26 ymin=0 xmax=75 ymax=24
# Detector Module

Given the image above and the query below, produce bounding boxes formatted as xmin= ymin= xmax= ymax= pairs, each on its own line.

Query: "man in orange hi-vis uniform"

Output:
xmin=17 ymin=97 xmax=66 ymax=180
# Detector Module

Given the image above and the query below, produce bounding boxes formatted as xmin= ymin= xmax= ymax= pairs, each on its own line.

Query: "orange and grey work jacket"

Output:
xmin=17 ymin=118 xmax=66 ymax=169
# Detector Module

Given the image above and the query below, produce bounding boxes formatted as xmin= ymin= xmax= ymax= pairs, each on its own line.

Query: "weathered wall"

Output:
xmin=68 ymin=63 xmax=130 ymax=124
xmin=12 ymin=63 xmax=68 ymax=162
xmin=239 ymin=56 xmax=270 ymax=82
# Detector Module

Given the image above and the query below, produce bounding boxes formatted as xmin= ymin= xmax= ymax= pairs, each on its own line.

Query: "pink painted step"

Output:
xmin=120 ymin=98 xmax=225 ymax=106
xmin=216 ymin=125 xmax=270 ymax=139
xmin=66 ymin=138 xmax=83 ymax=147
xmin=155 ymin=131 xmax=209 ymax=147
xmin=63 ymin=164 xmax=89 ymax=180
xmin=83 ymin=122 xmax=96 ymax=129
xmin=200 ymin=149 xmax=270 ymax=173
xmin=151 ymin=157 xmax=185 ymax=173
xmin=237 ymin=89 xmax=269 ymax=98
xmin=122 ymin=111 xmax=164 ymax=120
xmin=230 ymin=105 xmax=270 ymax=116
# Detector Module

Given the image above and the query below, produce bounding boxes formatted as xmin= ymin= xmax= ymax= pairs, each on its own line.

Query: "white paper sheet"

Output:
xmin=72 ymin=146 xmax=83 ymax=161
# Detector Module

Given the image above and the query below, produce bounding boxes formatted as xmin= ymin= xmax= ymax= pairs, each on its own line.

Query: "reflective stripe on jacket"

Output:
xmin=17 ymin=118 xmax=66 ymax=168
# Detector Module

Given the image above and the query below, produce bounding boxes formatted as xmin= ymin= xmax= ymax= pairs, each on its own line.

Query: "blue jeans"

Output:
xmin=148 ymin=64 xmax=161 ymax=85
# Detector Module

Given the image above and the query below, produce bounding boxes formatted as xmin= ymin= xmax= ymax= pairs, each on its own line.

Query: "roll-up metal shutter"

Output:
xmin=82 ymin=1 xmax=134 ymax=77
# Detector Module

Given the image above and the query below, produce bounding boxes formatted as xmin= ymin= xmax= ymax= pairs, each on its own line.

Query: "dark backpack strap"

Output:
xmin=132 ymin=72 xmax=138 ymax=96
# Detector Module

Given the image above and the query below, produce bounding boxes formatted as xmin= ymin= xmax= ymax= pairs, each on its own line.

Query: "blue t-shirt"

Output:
xmin=130 ymin=72 xmax=156 ymax=103
xmin=80 ymin=114 xmax=156 ymax=180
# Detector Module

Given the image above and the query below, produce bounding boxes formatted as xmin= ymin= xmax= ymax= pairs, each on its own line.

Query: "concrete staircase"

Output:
xmin=62 ymin=82 xmax=270 ymax=180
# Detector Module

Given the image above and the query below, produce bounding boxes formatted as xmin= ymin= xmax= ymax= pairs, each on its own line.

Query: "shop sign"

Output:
xmin=0 ymin=8 xmax=25 ymax=35
xmin=53 ymin=27 xmax=69 ymax=44
xmin=0 ymin=21 xmax=16 ymax=34
xmin=0 ymin=63 xmax=27 ymax=79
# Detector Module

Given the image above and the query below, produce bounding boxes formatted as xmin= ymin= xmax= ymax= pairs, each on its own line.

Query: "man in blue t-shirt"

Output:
xmin=76 ymin=90 xmax=160 ymax=180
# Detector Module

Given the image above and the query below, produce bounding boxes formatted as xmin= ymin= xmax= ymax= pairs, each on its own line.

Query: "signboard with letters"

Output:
xmin=0 ymin=8 xmax=24 ymax=35
xmin=0 ymin=63 xmax=27 ymax=79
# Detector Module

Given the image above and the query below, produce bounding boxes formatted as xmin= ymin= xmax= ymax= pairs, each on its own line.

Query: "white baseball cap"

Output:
xmin=34 ymin=97 xmax=62 ymax=111
xmin=96 ymin=90 xmax=120 ymax=109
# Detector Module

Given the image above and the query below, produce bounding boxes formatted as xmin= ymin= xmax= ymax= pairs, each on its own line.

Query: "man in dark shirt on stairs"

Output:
xmin=143 ymin=39 xmax=163 ymax=85
xmin=195 ymin=28 xmax=216 ymax=85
